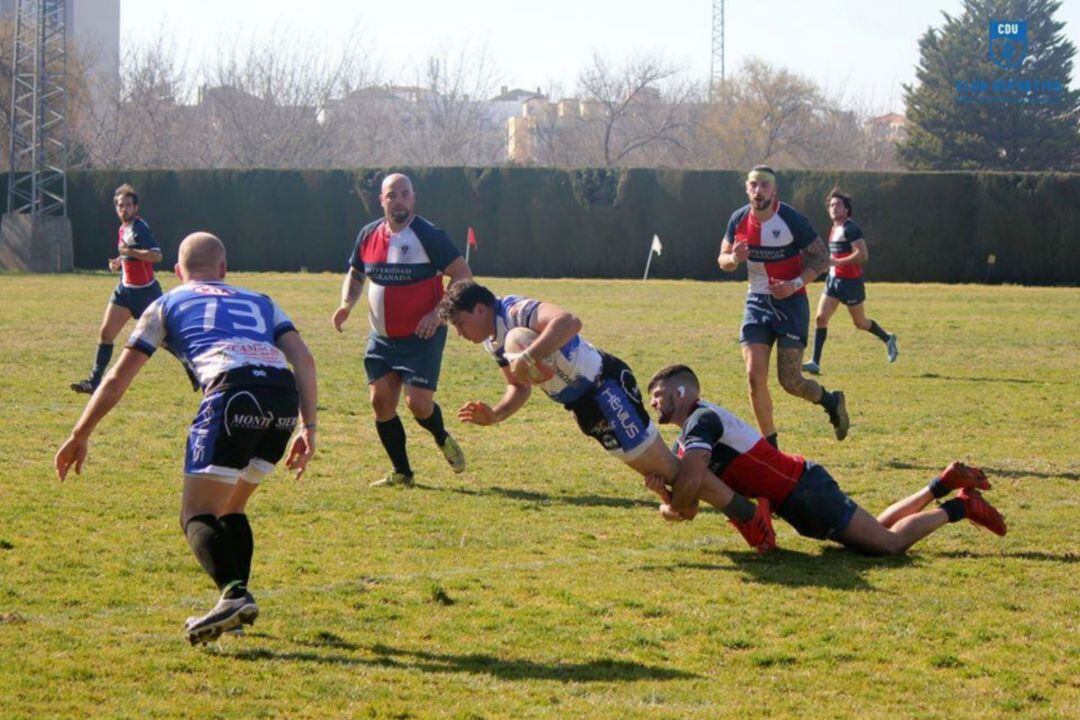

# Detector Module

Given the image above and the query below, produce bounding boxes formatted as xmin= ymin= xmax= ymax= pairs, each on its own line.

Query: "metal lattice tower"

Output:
xmin=710 ymin=0 xmax=725 ymax=98
xmin=6 ymin=0 xmax=68 ymax=216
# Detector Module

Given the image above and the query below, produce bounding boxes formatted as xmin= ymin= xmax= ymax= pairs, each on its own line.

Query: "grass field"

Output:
xmin=1 ymin=272 xmax=1078 ymax=719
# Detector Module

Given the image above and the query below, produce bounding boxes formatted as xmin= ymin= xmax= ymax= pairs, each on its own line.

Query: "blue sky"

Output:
xmin=123 ymin=0 xmax=1080 ymax=113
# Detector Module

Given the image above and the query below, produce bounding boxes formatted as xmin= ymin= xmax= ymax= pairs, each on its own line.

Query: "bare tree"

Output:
xmin=575 ymin=53 xmax=692 ymax=166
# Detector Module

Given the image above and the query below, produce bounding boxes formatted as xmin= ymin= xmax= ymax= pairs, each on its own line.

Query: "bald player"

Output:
xmin=56 ymin=232 xmax=318 ymax=645
xmin=333 ymin=173 xmax=472 ymax=487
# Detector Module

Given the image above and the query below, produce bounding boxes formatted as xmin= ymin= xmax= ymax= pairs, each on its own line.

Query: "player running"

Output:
xmin=645 ymin=364 xmax=1006 ymax=555
xmin=803 ymin=188 xmax=898 ymax=375
xmin=55 ymin=232 xmax=318 ymax=645
xmin=718 ymin=166 xmax=848 ymax=447
xmin=71 ymin=184 xmax=163 ymax=394
xmin=437 ymin=280 xmax=775 ymax=551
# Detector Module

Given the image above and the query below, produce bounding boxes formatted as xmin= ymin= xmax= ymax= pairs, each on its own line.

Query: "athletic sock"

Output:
xmin=812 ymin=327 xmax=827 ymax=364
xmin=765 ymin=433 xmax=779 ymax=449
xmin=720 ymin=494 xmax=757 ymax=523
xmin=184 ymin=514 xmax=244 ymax=595
xmin=220 ymin=513 xmax=254 ymax=585
xmin=415 ymin=403 xmax=449 ymax=446
xmin=816 ymin=386 xmax=839 ymax=412
xmin=375 ymin=415 xmax=412 ymax=476
xmin=928 ymin=476 xmax=952 ymax=499
xmin=941 ymin=498 xmax=966 ymax=523
xmin=89 ymin=343 xmax=114 ymax=385
xmin=867 ymin=320 xmax=890 ymax=342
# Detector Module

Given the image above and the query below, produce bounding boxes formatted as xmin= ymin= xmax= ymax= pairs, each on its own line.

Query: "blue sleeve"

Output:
xmin=844 ymin=221 xmax=864 ymax=242
xmin=414 ymin=219 xmax=462 ymax=271
xmin=347 ymin=224 xmax=372 ymax=274
xmin=724 ymin=208 xmax=744 ymax=244
xmin=779 ymin=205 xmax=818 ymax=250
xmin=681 ymin=408 xmax=724 ymax=451
xmin=132 ymin=220 xmax=159 ymax=251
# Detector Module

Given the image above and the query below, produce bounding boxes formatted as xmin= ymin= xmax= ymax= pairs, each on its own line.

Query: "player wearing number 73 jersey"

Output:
xmin=55 ymin=232 xmax=317 ymax=645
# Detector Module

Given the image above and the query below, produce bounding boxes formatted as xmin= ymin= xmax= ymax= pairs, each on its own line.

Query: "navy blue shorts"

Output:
xmin=185 ymin=384 xmax=299 ymax=482
xmin=776 ymin=463 xmax=859 ymax=541
xmin=564 ymin=352 xmax=658 ymax=461
xmin=364 ymin=325 xmax=447 ymax=390
xmin=824 ymin=275 xmax=866 ymax=306
xmin=740 ymin=292 xmax=810 ymax=349
xmin=110 ymin=280 xmax=162 ymax=318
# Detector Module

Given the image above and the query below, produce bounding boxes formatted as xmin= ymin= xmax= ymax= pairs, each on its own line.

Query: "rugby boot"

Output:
xmin=957 ymin=488 xmax=1007 ymax=537
xmin=186 ymin=591 xmax=259 ymax=645
xmin=886 ymin=334 xmax=899 ymax=363
xmin=369 ymin=471 xmax=415 ymax=488
xmin=70 ymin=378 xmax=96 ymax=394
xmin=730 ymin=497 xmax=777 ymax=554
xmin=826 ymin=390 xmax=849 ymax=441
xmin=439 ymin=433 xmax=466 ymax=474
xmin=938 ymin=461 xmax=991 ymax=492
xmin=802 ymin=360 xmax=821 ymax=375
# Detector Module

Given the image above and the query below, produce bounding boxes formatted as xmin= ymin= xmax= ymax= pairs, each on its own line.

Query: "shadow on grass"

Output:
xmin=227 ymin=644 xmax=696 ymax=681
xmin=913 ymin=372 xmax=1049 ymax=385
xmin=434 ymin=484 xmax=656 ymax=510
xmin=664 ymin=547 xmax=915 ymax=591
xmin=936 ymin=550 xmax=1080 ymax=563
xmin=884 ymin=460 xmax=1078 ymax=482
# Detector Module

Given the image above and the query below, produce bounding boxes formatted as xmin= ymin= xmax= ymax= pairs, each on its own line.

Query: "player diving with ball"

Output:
xmin=437 ymin=280 xmax=775 ymax=551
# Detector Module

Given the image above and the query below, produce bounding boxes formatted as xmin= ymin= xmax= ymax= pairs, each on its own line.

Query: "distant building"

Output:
xmin=864 ymin=112 xmax=907 ymax=143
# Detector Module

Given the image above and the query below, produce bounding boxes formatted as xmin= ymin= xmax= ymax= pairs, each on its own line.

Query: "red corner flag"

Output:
xmin=467 ymin=226 xmax=478 ymax=248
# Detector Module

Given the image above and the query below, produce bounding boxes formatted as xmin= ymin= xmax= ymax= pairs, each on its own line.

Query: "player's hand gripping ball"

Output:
xmin=504 ymin=327 xmax=557 ymax=384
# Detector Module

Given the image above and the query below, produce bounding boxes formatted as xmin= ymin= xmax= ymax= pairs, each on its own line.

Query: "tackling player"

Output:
xmin=719 ymin=166 xmax=848 ymax=447
xmin=55 ymin=232 xmax=318 ymax=645
xmin=437 ymin=281 xmax=775 ymax=551
xmin=803 ymin=188 xmax=898 ymax=375
xmin=71 ymin=184 xmax=163 ymax=394
xmin=646 ymin=364 xmax=1007 ymax=555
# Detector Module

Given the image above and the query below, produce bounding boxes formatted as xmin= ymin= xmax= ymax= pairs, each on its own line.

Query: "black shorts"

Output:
xmin=776 ymin=463 xmax=859 ymax=541
xmin=563 ymin=352 xmax=658 ymax=461
xmin=184 ymin=384 xmax=299 ymax=483
xmin=740 ymin=292 xmax=810 ymax=349
xmin=110 ymin=280 xmax=163 ymax=318
xmin=824 ymin=275 xmax=866 ymax=306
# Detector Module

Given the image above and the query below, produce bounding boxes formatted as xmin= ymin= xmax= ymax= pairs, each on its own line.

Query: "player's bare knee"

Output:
xmin=815 ymin=315 xmax=829 ymax=329
xmin=854 ymin=317 xmax=870 ymax=331
xmin=778 ymin=367 xmax=806 ymax=395
xmin=404 ymin=393 xmax=433 ymax=418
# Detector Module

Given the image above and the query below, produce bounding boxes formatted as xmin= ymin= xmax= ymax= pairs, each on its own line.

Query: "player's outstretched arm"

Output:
xmin=55 ymin=349 xmax=150 ymax=480
xmin=277 ymin=330 xmax=317 ymax=479
xmin=459 ymin=367 xmax=531 ymax=425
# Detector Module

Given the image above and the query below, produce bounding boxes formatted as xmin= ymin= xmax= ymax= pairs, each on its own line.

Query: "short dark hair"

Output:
xmin=114 ymin=183 xmax=139 ymax=206
xmin=827 ymin=187 xmax=853 ymax=216
xmin=647 ymin=364 xmax=699 ymax=393
xmin=437 ymin=280 xmax=496 ymax=321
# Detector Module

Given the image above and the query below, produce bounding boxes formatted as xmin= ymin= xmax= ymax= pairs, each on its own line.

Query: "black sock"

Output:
xmin=376 ymin=416 xmax=412 ymax=475
xmin=720 ymin=494 xmax=757 ymax=523
xmin=816 ymin=386 xmax=839 ymax=412
xmin=812 ymin=327 xmax=827 ymax=364
xmin=765 ymin=433 xmax=779 ymax=449
xmin=928 ymin=476 xmax=951 ymax=499
xmin=941 ymin=498 xmax=966 ymax=523
xmin=90 ymin=343 xmax=113 ymax=384
xmin=415 ymin=403 xmax=449 ymax=446
xmin=867 ymin=320 xmax=890 ymax=342
xmin=184 ymin=514 xmax=244 ymax=596
xmin=220 ymin=513 xmax=254 ymax=585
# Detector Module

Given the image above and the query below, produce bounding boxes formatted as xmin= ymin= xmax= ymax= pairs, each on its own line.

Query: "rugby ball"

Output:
xmin=503 ymin=327 xmax=557 ymax=384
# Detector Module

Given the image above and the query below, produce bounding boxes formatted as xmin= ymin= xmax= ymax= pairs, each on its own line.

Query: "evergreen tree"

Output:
xmin=899 ymin=0 xmax=1080 ymax=170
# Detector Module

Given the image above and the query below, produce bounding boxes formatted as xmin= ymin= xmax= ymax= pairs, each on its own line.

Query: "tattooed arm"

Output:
xmin=770 ymin=236 xmax=829 ymax=300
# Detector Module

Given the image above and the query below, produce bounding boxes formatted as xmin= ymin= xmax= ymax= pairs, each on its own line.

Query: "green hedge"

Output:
xmin=64 ymin=168 xmax=1079 ymax=284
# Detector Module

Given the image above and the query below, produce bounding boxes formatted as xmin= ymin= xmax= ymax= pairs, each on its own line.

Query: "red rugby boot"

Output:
xmin=730 ymin=497 xmax=777 ymax=554
xmin=957 ymin=488 xmax=1007 ymax=537
xmin=939 ymin=461 xmax=991 ymax=491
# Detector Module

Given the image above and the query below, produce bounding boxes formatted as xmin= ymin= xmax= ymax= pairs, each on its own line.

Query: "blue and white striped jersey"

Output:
xmin=128 ymin=280 xmax=296 ymax=392
xmin=484 ymin=295 xmax=603 ymax=405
